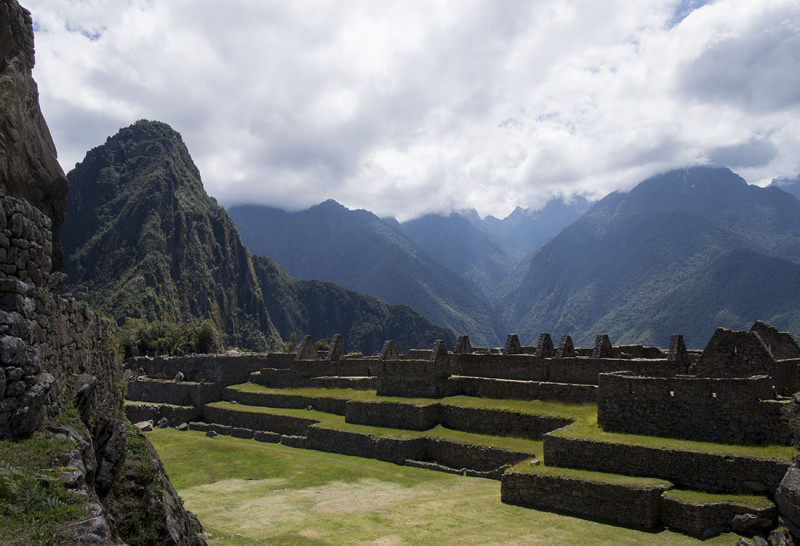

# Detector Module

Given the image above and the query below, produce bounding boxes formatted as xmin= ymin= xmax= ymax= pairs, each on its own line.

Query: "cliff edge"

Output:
xmin=0 ymin=1 xmax=204 ymax=543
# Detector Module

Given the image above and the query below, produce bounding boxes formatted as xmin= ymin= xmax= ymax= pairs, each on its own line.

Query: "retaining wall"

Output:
xmin=660 ymin=492 xmax=777 ymax=539
xmin=501 ymin=470 xmax=670 ymax=529
xmin=221 ymin=387 xmax=348 ymax=415
xmin=203 ymin=405 xmax=318 ymax=436
xmin=446 ymin=376 xmax=597 ymax=403
xmin=126 ymin=379 xmax=220 ymax=408
xmin=450 ymin=354 xmax=682 ymax=386
xmin=544 ymin=434 xmax=790 ymax=494
xmin=0 ymin=195 xmax=122 ymax=439
xmin=124 ymin=403 xmax=200 ymax=425
xmin=126 ymin=354 xmax=269 ymax=385
xmin=343 ymin=400 xmax=571 ymax=439
xmin=597 ymin=372 xmax=792 ymax=445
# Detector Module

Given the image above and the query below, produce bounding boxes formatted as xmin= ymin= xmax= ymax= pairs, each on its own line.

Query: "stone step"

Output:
xmin=195 ymin=402 xmax=538 ymax=476
xmin=221 ymin=385 xmax=349 ymax=415
xmin=501 ymin=463 xmax=672 ymax=530
xmin=124 ymin=400 xmax=200 ymax=425
xmin=223 ymin=384 xmax=576 ymax=440
xmin=660 ymin=489 xmax=777 ymax=539
xmin=543 ymin=430 xmax=792 ymax=495
xmin=126 ymin=377 xmax=220 ymax=407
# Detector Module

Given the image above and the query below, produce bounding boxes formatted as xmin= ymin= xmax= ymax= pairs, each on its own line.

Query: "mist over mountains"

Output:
xmin=59 ymin=120 xmax=800 ymax=352
xmin=231 ymin=167 xmax=800 ymax=349
xmin=61 ymin=120 xmax=454 ymax=354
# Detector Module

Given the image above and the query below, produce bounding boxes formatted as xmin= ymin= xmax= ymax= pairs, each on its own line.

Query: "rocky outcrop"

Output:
xmin=0 ymin=1 xmax=207 ymax=543
xmin=0 ymin=0 xmax=67 ymax=269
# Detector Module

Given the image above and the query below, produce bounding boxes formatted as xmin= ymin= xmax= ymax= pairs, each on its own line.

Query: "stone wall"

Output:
xmin=0 ymin=194 xmax=121 ymax=438
xmin=343 ymin=400 xmax=572 ymax=440
xmin=124 ymin=402 xmax=201 ymax=425
xmin=221 ymin=387 xmax=348 ymax=415
xmin=597 ymin=371 xmax=792 ymax=445
xmin=501 ymin=469 xmax=670 ymax=529
xmin=544 ymin=433 xmax=790 ymax=494
xmin=126 ymin=354 xmax=268 ymax=386
xmin=451 ymin=353 xmax=682 ymax=386
xmin=126 ymin=378 xmax=220 ymax=408
xmin=445 ymin=376 xmax=597 ymax=403
xmin=660 ymin=491 xmax=777 ymax=539
xmin=377 ymin=356 xmax=450 ymax=397
xmin=203 ymin=404 xmax=317 ymax=435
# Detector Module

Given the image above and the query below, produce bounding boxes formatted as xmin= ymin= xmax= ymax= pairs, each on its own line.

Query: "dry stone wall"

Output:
xmin=597 ymin=371 xmax=792 ymax=445
xmin=0 ymin=194 xmax=120 ymax=438
xmin=544 ymin=433 xmax=790 ymax=494
xmin=501 ymin=470 xmax=670 ymax=529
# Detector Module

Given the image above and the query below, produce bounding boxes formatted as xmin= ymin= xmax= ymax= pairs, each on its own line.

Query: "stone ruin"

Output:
xmin=128 ymin=321 xmax=800 ymax=447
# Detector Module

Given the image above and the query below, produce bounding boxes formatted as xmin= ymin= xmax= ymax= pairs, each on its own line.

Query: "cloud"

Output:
xmin=23 ymin=0 xmax=800 ymax=220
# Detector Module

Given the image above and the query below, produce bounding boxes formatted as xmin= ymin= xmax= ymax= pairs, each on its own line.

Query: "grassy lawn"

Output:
xmin=149 ymin=429 xmax=740 ymax=545
xmin=553 ymin=420 xmax=798 ymax=461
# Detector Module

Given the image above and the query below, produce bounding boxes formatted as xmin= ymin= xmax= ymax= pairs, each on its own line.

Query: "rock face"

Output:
xmin=0 ymin=2 xmax=206 ymax=543
xmin=0 ymin=0 xmax=68 ymax=269
xmin=62 ymin=120 xmax=280 ymax=350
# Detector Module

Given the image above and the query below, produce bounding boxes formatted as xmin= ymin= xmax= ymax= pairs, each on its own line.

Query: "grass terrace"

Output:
xmin=149 ymin=428 xmax=739 ymax=545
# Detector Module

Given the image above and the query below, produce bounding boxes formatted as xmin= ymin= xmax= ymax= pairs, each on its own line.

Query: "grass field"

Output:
xmin=148 ymin=429 xmax=741 ymax=545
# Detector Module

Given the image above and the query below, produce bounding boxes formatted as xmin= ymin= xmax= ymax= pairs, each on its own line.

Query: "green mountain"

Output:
xmin=252 ymin=255 xmax=456 ymax=353
xmin=229 ymin=201 xmax=503 ymax=347
xmin=397 ymin=212 xmax=516 ymax=296
xmin=62 ymin=120 xmax=280 ymax=350
xmin=496 ymin=167 xmax=800 ymax=347
xmin=62 ymin=120 xmax=453 ymax=354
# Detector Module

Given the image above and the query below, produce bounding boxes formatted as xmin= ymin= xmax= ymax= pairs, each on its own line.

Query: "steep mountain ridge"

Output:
xmin=496 ymin=167 xmax=800 ymax=347
xmin=62 ymin=120 xmax=280 ymax=350
xmin=252 ymin=255 xmax=456 ymax=353
xmin=62 ymin=121 xmax=454 ymax=355
xmin=397 ymin=212 xmax=516 ymax=296
xmin=230 ymin=201 xmax=503 ymax=346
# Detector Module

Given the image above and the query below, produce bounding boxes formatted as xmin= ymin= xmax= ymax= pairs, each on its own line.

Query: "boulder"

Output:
xmin=729 ymin=513 xmax=774 ymax=535
xmin=157 ymin=417 xmax=169 ymax=428
xmin=776 ymin=465 xmax=800 ymax=531
xmin=135 ymin=420 xmax=153 ymax=431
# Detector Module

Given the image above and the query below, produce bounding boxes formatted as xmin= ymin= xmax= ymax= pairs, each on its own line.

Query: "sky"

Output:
xmin=23 ymin=0 xmax=800 ymax=221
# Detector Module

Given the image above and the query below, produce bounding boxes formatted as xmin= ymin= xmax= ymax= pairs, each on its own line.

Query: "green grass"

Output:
xmin=662 ymin=489 xmax=776 ymax=509
xmin=0 ymin=401 xmax=89 ymax=545
xmin=148 ymin=428 xmax=739 ymax=545
xmin=510 ymin=461 xmax=672 ymax=489
xmin=552 ymin=420 xmax=798 ymax=461
xmin=208 ymin=401 xmax=543 ymax=453
xmin=227 ymin=383 xmax=597 ymax=419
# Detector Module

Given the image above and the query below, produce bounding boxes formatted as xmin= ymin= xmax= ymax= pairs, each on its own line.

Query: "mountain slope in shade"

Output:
xmin=497 ymin=167 xmax=800 ymax=347
xmin=397 ymin=213 xmax=516 ymax=296
xmin=62 ymin=120 xmax=280 ymax=350
xmin=229 ymin=201 xmax=503 ymax=347
xmin=252 ymin=255 xmax=456 ymax=354
xmin=469 ymin=196 xmax=592 ymax=260
xmin=769 ymin=175 xmax=800 ymax=202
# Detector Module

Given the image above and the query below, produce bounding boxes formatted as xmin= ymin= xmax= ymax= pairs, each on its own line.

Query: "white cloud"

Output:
xmin=24 ymin=0 xmax=800 ymax=220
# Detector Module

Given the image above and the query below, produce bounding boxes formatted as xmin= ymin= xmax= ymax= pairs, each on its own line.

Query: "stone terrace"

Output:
xmin=125 ymin=324 xmax=800 ymax=539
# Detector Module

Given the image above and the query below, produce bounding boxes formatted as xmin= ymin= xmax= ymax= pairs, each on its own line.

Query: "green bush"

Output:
xmin=117 ymin=317 xmax=225 ymax=358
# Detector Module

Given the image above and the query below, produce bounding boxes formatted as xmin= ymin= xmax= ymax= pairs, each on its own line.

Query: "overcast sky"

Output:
xmin=24 ymin=0 xmax=800 ymax=220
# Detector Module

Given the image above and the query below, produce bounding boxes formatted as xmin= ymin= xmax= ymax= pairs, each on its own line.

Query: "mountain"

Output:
xmin=496 ymin=167 xmax=800 ymax=347
xmin=770 ymin=175 xmax=800 ymax=201
xmin=471 ymin=197 xmax=592 ymax=260
xmin=252 ymin=255 xmax=456 ymax=353
xmin=397 ymin=212 xmax=516 ymax=296
xmin=62 ymin=120 xmax=281 ymax=350
xmin=229 ymin=201 xmax=503 ymax=347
